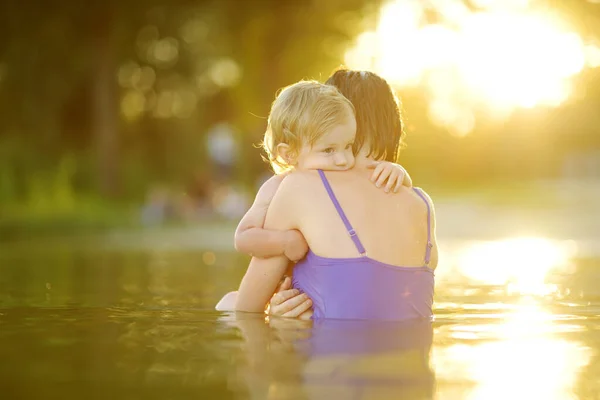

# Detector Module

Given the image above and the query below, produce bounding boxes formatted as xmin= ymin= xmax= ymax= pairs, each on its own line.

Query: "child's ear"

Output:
xmin=276 ymin=143 xmax=297 ymax=165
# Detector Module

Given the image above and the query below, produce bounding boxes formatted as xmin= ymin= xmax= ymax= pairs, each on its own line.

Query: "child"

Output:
xmin=234 ymin=80 xmax=412 ymax=262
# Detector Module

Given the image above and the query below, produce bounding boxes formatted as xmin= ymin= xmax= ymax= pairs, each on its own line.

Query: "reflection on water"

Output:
xmin=436 ymin=236 xmax=599 ymax=302
xmin=1 ymin=236 xmax=599 ymax=399
xmin=435 ymin=301 xmax=593 ymax=400
xmin=453 ymin=237 xmax=573 ymax=295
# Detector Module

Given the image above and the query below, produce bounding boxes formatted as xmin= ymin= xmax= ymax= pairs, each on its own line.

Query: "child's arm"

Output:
xmin=236 ymin=176 xmax=300 ymax=312
xmin=367 ymin=161 xmax=413 ymax=193
xmin=235 ymin=174 xmax=308 ymax=261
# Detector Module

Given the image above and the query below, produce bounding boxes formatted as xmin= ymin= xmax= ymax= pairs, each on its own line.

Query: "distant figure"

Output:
xmin=211 ymin=182 xmax=249 ymax=220
xmin=183 ymin=171 xmax=214 ymax=220
xmin=140 ymin=186 xmax=171 ymax=226
xmin=206 ymin=121 xmax=238 ymax=181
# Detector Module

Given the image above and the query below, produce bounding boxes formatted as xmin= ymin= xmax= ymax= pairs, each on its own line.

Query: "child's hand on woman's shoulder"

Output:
xmin=367 ymin=161 xmax=413 ymax=193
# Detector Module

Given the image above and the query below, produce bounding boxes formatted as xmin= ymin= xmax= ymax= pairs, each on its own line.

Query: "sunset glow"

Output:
xmin=345 ymin=0 xmax=599 ymax=135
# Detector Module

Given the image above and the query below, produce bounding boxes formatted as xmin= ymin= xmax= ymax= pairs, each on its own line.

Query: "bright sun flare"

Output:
xmin=345 ymin=0 xmax=600 ymax=135
xmin=455 ymin=237 xmax=573 ymax=296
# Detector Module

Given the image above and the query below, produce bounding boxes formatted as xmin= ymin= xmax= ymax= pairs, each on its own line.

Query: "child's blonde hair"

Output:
xmin=262 ymin=80 xmax=355 ymax=174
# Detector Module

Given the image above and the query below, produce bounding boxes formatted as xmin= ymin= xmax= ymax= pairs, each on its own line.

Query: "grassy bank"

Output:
xmin=0 ymin=199 xmax=139 ymax=241
xmin=3 ymin=179 xmax=597 ymax=241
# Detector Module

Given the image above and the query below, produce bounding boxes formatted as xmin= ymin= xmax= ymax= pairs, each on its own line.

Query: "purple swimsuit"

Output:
xmin=292 ymin=170 xmax=435 ymax=321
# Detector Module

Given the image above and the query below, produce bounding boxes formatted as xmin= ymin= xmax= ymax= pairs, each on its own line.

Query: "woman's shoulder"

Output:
xmin=267 ymin=170 xmax=322 ymax=209
xmin=277 ymin=170 xmax=323 ymax=193
xmin=411 ymin=186 xmax=434 ymax=205
xmin=264 ymin=170 xmax=322 ymax=229
xmin=408 ymin=187 xmax=436 ymax=220
xmin=389 ymin=186 xmax=435 ymax=217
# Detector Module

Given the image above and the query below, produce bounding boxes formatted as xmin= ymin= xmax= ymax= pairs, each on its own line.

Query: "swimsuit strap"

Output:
xmin=318 ymin=170 xmax=367 ymax=256
xmin=412 ymin=188 xmax=433 ymax=266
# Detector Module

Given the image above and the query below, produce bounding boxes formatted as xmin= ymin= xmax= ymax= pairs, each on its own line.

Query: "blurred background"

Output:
xmin=2 ymin=1 xmax=600 ymax=398
xmin=0 ymin=0 xmax=598 ymax=238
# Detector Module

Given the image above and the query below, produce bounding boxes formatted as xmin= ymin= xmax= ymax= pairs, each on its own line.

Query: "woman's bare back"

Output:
xmin=275 ymin=168 xmax=437 ymax=269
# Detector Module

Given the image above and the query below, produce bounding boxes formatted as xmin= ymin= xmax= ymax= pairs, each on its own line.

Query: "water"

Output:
xmin=1 ymin=237 xmax=599 ymax=399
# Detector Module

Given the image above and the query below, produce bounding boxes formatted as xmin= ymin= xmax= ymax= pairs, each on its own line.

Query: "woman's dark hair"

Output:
xmin=325 ymin=69 xmax=405 ymax=162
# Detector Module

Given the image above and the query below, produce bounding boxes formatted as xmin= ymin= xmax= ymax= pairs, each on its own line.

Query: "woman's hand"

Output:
xmin=268 ymin=276 xmax=313 ymax=320
xmin=367 ymin=161 xmax=413 ymax=193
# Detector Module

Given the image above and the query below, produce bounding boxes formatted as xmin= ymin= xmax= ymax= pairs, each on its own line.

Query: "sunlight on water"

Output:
xmin=445 ymin=237 xmax=575 ymax=296
xmin=345 ymin=0 xmax=599 ymax=135
xmin=1 ymin=243 xmax=599 ymax=399
xmin=434 ymin=301 xmax=592 ymax=399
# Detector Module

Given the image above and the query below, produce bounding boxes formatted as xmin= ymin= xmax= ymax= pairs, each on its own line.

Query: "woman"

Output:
xmin=222 ymin=69 xmax=437 ymax=320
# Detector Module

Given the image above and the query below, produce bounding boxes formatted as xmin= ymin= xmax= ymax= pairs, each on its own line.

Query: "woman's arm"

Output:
xmin=235 ymin=175 xmax=300 ymax=312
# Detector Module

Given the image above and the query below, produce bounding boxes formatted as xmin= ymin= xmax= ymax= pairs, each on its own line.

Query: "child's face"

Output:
xmin=295 ymin=115 xmax=356 ymax=171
